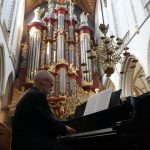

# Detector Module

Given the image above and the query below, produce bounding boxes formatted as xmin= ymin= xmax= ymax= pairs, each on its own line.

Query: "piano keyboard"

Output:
xmin=58 ymin=128 xmax=116 ymax=139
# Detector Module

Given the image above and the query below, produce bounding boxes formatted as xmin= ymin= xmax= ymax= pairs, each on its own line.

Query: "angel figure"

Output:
xmin=47 ymin=0 xmax=55 ymax=16
xmin=33 ymin=7 xmax=45 ymax=21
xmin=80 ymin=11 xmax=89 ymax=25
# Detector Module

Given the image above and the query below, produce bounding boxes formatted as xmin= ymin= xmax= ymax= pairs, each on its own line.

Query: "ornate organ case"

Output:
xmin=17 ymin=0 xmax=102 ymax=119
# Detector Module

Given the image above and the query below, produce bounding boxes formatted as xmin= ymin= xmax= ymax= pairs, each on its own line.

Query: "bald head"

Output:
xmin=34 ymin=70 xmax=54 ymax=94
xmin=34 ymin=70 xmax=54 ymax=83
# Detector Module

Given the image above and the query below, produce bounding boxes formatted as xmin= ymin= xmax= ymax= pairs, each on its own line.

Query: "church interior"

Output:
xmin=0 ymin=0 xmax=150 ymax=149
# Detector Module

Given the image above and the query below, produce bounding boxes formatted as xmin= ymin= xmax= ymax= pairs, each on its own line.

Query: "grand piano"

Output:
xmin=58 ymin=92 xmax=150 ymax=150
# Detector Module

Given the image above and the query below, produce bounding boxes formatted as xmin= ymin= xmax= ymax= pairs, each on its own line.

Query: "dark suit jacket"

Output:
xmin=11 ymin=87 xmax=68 ymax=150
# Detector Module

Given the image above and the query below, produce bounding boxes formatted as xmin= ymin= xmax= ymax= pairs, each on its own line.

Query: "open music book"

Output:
xmin=73 ymin=89 xmax=122 ymax=118
xmin=83 ymin=88 xmax=112 ymax=116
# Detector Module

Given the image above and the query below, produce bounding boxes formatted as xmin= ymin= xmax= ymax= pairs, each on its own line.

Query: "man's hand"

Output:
xmin=0 ymin=122 xmax=7 ymax=127
xmin=65 ymin=125 xmax=76 ymax=135
xmin=0 ymin=122 xmax=12 ymax=135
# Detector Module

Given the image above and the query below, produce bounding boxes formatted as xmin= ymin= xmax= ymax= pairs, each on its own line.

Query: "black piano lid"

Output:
xmin=60 ymin=94 xmax=150 ymax=150
xmin=64 ymin=98 xmax=133 ymax=133
xmin=73 ymin=89 xmax=122 ymax=119
xmin=73 ymin=102 xmax=87 ymax=119
xmin=109 ymin=89 xmax=122 ymax=108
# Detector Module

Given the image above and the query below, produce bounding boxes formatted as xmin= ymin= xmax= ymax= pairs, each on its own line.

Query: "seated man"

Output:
xmin=11 ymin=70 xmax=76 ymax=150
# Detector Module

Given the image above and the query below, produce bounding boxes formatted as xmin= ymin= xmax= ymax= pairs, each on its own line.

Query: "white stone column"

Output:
xmin=129 ymin=0 xmax=139 ymax=31
xmin=1 ymin=0 xmax=9 ymax=22
xmin=146 ymin=76 xmax=150 ymax=89
xmin=0 ymin=0 xmax=3 ymax=18
xmin=0 ymin=93 xmax=4 ymax=101
xmin=8 ymin=0 xmax=20 ymax=50
xmin=110 ymin=0 xmax=121 ymax=37
xmin=7 ymin=0 xmax=15 ymax=31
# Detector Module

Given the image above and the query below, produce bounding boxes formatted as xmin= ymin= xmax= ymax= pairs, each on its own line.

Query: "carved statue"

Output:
xmin=47 ymin=0 xmax=55 ymax=16
xmin=56 ymin=0 xmax=68 ymax=9
xmin=43 ymin=12 xmax=49 ymax=19
xmin=80 ymin=11 xmax=89 ymax=25
xmin=33 ymin=7 xmax=44 ymax=21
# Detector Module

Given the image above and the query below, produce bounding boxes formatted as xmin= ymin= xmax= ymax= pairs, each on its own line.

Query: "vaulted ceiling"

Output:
xmin=25 ymin=0 xmax=96 ymax=24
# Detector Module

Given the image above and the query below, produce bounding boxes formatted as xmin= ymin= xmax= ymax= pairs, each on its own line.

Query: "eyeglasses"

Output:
xmin=51 ymin=83 xmax=53 ymax=87
xmin=44 ymin=78 xmax=54 ymax=87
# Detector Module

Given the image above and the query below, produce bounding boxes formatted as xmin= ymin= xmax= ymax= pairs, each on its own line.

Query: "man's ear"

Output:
xmin=39 ymin=80 xmax=44 ymax=86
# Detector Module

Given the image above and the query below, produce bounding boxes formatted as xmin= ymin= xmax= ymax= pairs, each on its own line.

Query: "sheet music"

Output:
xmin=83 ymin=88 xmax=112 ymax=116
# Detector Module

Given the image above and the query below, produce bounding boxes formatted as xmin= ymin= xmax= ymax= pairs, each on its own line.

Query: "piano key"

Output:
xmin=58 ymin=127 xmax=116 ymax=139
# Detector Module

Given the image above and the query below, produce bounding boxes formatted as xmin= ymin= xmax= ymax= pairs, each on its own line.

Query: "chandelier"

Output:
xmin=87 ymin=0 xmax=131 ymax=77
xmin=87 ymin=23 xmax=130 ymax=77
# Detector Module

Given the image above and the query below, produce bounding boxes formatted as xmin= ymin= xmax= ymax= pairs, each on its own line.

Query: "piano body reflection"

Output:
xmin=58 ymin=93 xmax=150 ymax=150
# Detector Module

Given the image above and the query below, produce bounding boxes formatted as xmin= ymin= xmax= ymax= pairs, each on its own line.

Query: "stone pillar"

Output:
xmin=146 ymin=76 xmax=150 ymax=89
xmin=0 ymin=94 xmax=10 ymax=124
xmin=0 ymin=93 xmax=4 ymax=101
xmin=0 ymin=93 xmax=4 ymax=109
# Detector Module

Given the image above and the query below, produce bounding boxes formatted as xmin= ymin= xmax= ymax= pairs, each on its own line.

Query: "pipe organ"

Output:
xmin=18 ymin=0 xmax=102 ymax=119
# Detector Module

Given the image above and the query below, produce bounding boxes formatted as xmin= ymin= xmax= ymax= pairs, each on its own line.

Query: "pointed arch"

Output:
xmin=121 ymin=55 xmax=149 ymax=97
xmin=147 ymin=36 xmax=150 ymax=76
xmin=1 ymin=72 xmax=13 ymax=110
xmin=121 ymin=56 xmax=134 ymax=97
xmin=104 ymin=78 xmax=116 ymax=91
